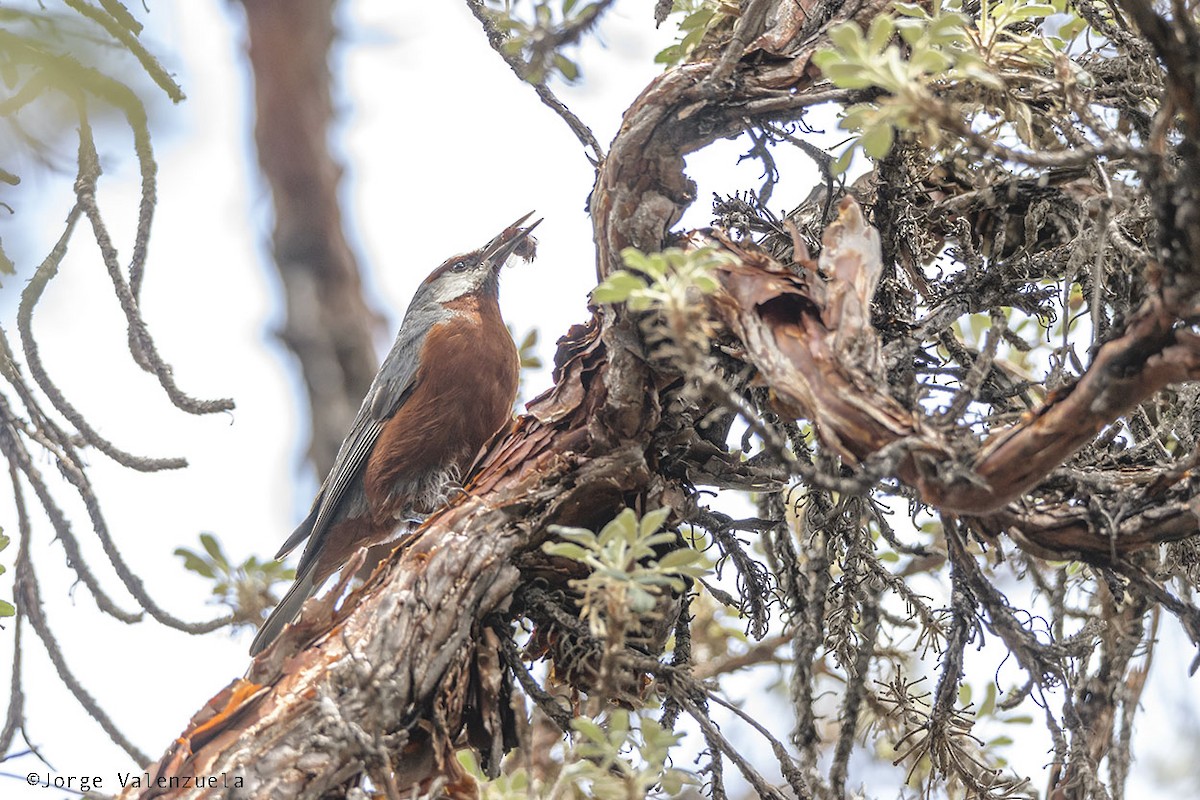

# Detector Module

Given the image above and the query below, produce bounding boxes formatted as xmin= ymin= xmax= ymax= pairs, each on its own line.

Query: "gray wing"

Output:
xmin=278 ymin=302 xmax=446 ymax=572
xmin=368 ymin=291 xmax=450 ymax=420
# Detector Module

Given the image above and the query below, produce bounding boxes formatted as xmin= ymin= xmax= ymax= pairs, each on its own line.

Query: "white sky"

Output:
xmin=0 ymin=2 xmax=1193 ymax=798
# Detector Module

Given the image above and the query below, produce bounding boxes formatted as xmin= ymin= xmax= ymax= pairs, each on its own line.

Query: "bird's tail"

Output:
xmin=248 ymin=566 xmax=319 ymax=656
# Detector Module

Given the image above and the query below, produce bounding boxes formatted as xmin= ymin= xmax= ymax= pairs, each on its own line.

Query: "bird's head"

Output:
xmin=417 ymin=212 xmax=541 ymax=304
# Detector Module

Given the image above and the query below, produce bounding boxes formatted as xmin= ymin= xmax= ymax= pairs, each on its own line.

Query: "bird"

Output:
xmin=249 ymin=213 xmax=539 ymax=656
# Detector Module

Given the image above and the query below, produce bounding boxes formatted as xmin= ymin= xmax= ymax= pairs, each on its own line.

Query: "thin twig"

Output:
xmin=675 ymin=692 xmax=790 ymax=800
xmin=73 ymin=114 xmax=233 ymax=416
xmin=62 ymin=0 xmax=184 ymax=103
xmin=0 ymin=395 xmax=142 ymax=624
xmin=705 ymin=0 xmax=773 ymax=92
xmin=12 ymin=474 xmax=150 ymax=765
xmin=16 ymin=204 xmax=187 ymax=471
xmin=492 ymin=620 xmax=573 ymax=734
xmin=464 ymin=0 xmax=605 ymax=164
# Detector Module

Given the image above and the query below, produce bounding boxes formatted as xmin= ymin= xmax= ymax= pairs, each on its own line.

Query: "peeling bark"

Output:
xmin=708 ymin=200 xmax=1200 ymax=550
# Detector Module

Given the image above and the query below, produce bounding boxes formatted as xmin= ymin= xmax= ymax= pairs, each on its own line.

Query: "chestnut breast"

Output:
xmin=362 ymin=293 xmax=519 ymax=517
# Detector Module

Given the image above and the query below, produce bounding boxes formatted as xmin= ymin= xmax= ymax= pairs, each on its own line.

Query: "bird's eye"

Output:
xmin=451 ymin=260 xmax=469 ymax=273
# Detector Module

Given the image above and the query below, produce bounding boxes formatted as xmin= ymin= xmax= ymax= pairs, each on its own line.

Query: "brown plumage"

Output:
xmin=249 ymin=215 xmax=537 ymax=656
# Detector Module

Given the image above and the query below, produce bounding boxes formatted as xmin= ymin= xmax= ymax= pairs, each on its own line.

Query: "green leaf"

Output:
xmin=642 ymin=531 xmax=678 ymax=548
xmin=599 ymin=508 xmax=639 ymax=545
xmin=828 ymin=22 xmax=866 ymax=54
xmin=571 ymin=716 xmax=608 ymax=744
xmin=692 ymin=273 xmax=719 ymax=294
xmin=860 ymin=122 xmax=895 ymax=158
xmin=1006 ymin=3 xmax=1055 ymax=21
xmin=0 ymin=599 xmax=14 ymax=617
xmin=866 ymin=15 xmax=895 ymax=53
xmin=620 ymin=247 xmax=651 ymax=273
xmin=553 ymin=53 xmax=580 ymax=83
xmin=655 ymin=44 xmax=683 ymax=65
xmin=811 ymin=49 xmax=843 ymax=70
xmin=628 ymin=585 xmax=658 ymax=612
xmin=199 ymin=533 xmax=228 ymax=570
xmin=592 ymin=271 xmax=647 ymax=304
xmin=818 ymin=62 xmax=877 ymax=90
xmin=555 ymin=530 xmax=600 ymax=550
xmin=832 ymin=144 xmax=855 ymax=175
xmin=548 ymin=523 xmax=596 ymax=541
xmin=980 ymin=682 xmax=997 ymax=716
xmin=896 ymin=20 xmax=927 ymax=45
xmin=841 ymin=103 xmax=876 ymax=130
xmin=542 ymin=542 xmax=593 ymax=562
xmin=639 ymin=506 xmax=672 ymax=538
xmin=174 ymin=548 xmax=216 ymax=579
xmin=656 ymin=547 xmax=705 ymax=570
xmin=680 ymin=8 xmax=715 ymax=31
xmin=626 ymin=292 xmax=660 ymax=312
xmin=909 ymin=46 xmax=953 ymax=73
xmin=1056 ymin=15 xmax=1088 ymax=41
xmin=893 ymin=2 xmax=931 ymax=18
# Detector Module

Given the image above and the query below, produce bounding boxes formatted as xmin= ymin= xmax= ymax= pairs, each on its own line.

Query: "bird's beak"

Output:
xmin=481 ymin=211 xmax=542 ymax=270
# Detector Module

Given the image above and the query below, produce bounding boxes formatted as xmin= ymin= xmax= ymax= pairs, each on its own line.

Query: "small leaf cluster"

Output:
xmin=0 ymin=3 xmax=183 ymax=281
xmin=0 ymin=530 xmax=14 ymax=619
xmin=175 ymin=533 xmax=294 ymax=625
xmin=654 ymin=0 xmax=737 ymax=67
xmin=813 ymin=0 xmax=1083 ymax=171
xmin=485 ymin=0 xmax=605 ymax=84
xmin=474 ymin=710 xmax=696 ymax=799
xmin=593 ymin=246 xmax=727 ymax=314
xmin=544 ymin=507 xmax=708 ymax=638
xmin=564 ymin=710 xmax=696 ymax=798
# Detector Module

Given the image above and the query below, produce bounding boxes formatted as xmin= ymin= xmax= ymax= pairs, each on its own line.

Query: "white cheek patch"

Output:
xmin=428 ymin=269 xmax=483 ymax=303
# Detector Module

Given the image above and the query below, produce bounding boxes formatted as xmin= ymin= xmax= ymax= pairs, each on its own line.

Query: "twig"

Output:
xmin=492 ymin=620 xmax=573 ymax=734
xmin=464 ymin=0 xmax=605 ymax=164
xmin=705 ymin=0 xmax=773 ymax=92
xmin=12 ymin=471 xmax=150 ymax=765
xmin=0 ymin=396 xmax=142 ymax=624
xmin=62 ymin=0 xmax=184 ymax=103
xmin=73 ymin=114 xmax=233 ymax=416
xmin=16 ymin=204 xmax=187 ymax=471
xmin=0 ymin=466 xmax=29 ymax=758
xmin=675 ymin=692 xmax=790 ymax=800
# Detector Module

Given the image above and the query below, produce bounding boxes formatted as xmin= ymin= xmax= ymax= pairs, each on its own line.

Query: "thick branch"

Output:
xmin=126 ymin=313 xmax=666 ymax=797
xmin=590 ymin=0 xmax=892 ymax=278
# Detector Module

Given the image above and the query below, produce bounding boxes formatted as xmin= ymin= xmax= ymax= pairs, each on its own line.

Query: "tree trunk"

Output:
xmin=238 ymin=0 xmax=382 ymax=477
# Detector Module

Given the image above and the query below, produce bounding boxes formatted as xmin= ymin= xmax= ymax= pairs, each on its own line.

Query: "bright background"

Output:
xmin=0 ymin=2 xmax=1193 ymax=798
